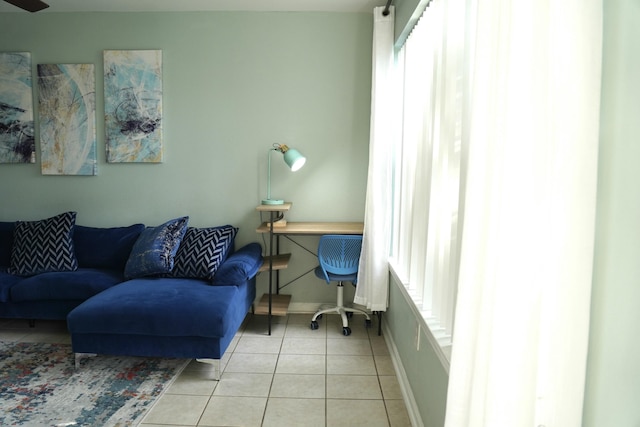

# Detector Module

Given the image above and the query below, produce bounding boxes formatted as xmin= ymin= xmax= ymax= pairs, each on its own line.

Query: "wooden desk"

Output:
xmin=255 ymin=223 xmax=364 ymax=273
xmin=255 ymin=204 xmax=364 ymax=334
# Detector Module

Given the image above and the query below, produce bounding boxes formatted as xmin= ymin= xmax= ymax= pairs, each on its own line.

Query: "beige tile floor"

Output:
xmin=0 ymin=313 xmax=411 ymax=427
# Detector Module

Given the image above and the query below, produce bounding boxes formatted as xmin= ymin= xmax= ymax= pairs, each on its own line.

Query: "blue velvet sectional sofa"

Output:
xmin=0 ymin=212 xmax=262 ymax=378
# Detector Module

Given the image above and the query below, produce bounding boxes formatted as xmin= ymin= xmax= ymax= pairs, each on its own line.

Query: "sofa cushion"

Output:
xmin=10 ymin=268 xmax=125 ymax=302
xmin=67 ymin=278 xmax=241 ymax=338
xmin=0 ymin=270 xmax=23 ymax=303
xmin=169 ymin=225 xmax=237 ymax=281
xmin=124 ymin=217 xmax=189 ymax=279
xmin=9 ymin=212 xmax=78 ymax=276
xmin=0 ymin=222 xmax=14 ymax=267
xmin=212 ymin=242 xmax=263 ymax=286
xmin=74 ymin=224 xmax=145 ymax=270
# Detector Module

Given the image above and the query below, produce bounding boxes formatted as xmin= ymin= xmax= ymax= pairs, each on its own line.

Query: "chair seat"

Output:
xmin=314 ymin=266 xmax=357 ymax=284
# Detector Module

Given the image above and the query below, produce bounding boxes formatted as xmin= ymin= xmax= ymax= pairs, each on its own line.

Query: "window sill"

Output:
xmin=389 ymin=261 xmax=451 ymax=374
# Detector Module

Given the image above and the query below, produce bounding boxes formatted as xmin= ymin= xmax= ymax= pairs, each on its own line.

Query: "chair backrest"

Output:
xmin=317 ymin=235 xmax=363 ymax=283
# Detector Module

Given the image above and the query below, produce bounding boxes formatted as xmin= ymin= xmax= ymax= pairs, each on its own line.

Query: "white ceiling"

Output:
xmin=0 ymin=0 xmax=388 ymax=13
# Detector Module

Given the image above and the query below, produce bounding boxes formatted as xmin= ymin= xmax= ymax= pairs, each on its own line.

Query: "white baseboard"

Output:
xmin=287 ymin=302 xmax=322 ymax=313
xmin=380 ymin=319 xmax=424 ymax=427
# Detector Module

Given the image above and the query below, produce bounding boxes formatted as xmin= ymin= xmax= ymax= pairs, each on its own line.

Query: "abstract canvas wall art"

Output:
xmin=38 ymin=64 xmax=97 ymax=176
xmin=104 ymin=50 xmax=163 ymax=163
xmin=0 ymin=52 xmax=35 ymax=163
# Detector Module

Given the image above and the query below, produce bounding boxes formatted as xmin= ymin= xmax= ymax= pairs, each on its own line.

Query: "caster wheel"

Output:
xmin=342 ymin=327 xmax=351 ymax=336
xmin=310 ymin=321 xmax=319 ymax=330
xmin=346 ymin=311 xmax=354 ymax=319
xmin=365 ymin=319 xmax=372 ymax=328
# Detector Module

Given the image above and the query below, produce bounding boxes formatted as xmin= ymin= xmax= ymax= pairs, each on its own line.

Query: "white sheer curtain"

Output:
xmin=392 ymin=0 xmax=466 ymax=347
xmin=354 ymin=6 xmax=394 ymax=312
xmin=445 ymin=0 xmax=602 ymax=426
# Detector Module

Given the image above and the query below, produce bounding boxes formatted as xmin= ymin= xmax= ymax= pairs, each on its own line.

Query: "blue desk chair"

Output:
xmin=310 ymin=235 xmax=371 ymax=336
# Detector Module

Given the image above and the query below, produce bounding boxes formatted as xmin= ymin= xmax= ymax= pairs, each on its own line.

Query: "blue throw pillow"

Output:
xmin=74 ymin=223 xmax=145 ymax=271
xmin=212 ymin=242 xmax=263 ymax=286
xmin=169 ymin=225 xmax=238 ymax=281
xmin=9 ymin=212 xmax=78 ymax=276
xmin=124 ymin=216 xmax=189 ymax=279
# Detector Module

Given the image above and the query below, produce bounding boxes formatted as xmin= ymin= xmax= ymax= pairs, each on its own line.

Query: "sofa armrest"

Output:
xmin=212 ymin=242 xmax=263 ymax=286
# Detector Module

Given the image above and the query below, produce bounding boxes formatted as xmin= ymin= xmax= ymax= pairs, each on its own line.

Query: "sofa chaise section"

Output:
xmin=67 ymin=242 xmax=262 ymax=379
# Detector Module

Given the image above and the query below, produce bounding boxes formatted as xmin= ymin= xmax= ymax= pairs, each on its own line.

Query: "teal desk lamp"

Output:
xmin=262 ymin=143 xmax=306 ymax=205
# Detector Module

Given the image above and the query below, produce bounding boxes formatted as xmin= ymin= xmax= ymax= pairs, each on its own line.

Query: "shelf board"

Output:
xmin=254 ymin=293 xmax=291 ymax=316
xmin=258 ymin=254 xmax=291 ymax=272
xmin=255 ymin=202 xmax=292 ymax=212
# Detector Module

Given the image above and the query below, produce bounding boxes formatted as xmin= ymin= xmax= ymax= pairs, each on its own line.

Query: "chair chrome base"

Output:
xmin=310 ymin=281 xmax=371 ymax=336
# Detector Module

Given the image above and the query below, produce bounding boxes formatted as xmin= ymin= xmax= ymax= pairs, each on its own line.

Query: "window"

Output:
xmin=389 ymin=0 xmax=468 ymax=366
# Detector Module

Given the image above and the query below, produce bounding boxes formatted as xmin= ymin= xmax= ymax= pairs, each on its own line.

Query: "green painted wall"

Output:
xmin=584 ymin=0 xmax=640 ymax=425
xmin=0 ymin=11 xmax=372 ymax=305
xmin=387 ymin=275 xmax=448 ymax=427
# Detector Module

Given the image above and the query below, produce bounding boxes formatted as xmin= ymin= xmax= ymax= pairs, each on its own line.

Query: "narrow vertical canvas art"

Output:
xmin=0 ymin=52 xmax=35 ymax=163
xmin=104 ymin=50 xmax=163 ymax=163
xmin=38 ymin=64 xmax=97 ymax=176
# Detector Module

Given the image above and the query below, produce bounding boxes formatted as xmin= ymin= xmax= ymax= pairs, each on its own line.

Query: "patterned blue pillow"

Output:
xmin=124 ymin=216 xmax=189 ymax=279
xmin=169 ymin=225 xmax=238 ymax=281
xmin=9 ymin=212 xmax=78 ymax=276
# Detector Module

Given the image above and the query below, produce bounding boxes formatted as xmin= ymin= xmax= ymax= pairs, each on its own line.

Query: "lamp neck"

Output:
xmin=267 ymin=148 xmax=275 ymax=200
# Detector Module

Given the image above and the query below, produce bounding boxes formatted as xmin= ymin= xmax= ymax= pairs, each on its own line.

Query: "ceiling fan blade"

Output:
xmin=3 ymin=0 xmax=49 ymax=12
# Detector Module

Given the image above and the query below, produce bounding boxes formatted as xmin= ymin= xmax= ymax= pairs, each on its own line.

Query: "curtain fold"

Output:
xmin=445 ymin=0 xmax=602 ymax=426
xmin=354 ymin=6 xmax=395 ymax=312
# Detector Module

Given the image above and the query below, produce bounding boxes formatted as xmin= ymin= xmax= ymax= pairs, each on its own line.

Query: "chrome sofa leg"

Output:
xmin=74 ymin=352 xmax=97 ymax=369
xmin=196 ymin=358 xmax=221 ymax=381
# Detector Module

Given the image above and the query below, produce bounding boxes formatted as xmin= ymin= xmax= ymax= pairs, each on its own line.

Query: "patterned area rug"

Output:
xmin=0 ymin=341 xmax=189 ymax=427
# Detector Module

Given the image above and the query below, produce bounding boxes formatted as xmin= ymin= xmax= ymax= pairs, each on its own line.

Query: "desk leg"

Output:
xmin=267 ymin=211 xmax=275 ymax=336
xmin=276 ymin=235 xmax=281 ymax=295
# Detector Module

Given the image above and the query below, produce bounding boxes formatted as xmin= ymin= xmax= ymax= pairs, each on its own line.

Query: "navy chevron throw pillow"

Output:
xmin=9 ymin=211 xmax=78 ymax=276
xmin=170 ymin=225 xmax=238 ymax=281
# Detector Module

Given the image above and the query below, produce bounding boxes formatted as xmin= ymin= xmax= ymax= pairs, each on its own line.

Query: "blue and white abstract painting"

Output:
xmin=38 ymin=64 xmax=97 ymax=175
xmin=104 ymin=50 xmax=163 ymax=163
xmin=0 ymin=52 xmax=35 ymax=163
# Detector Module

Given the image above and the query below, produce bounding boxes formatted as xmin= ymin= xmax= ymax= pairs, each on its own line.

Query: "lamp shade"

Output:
xmin=262 ymin=144 xmax=306 ymax=205
xmin=283 ymin=148 xmax=306 ymax=172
